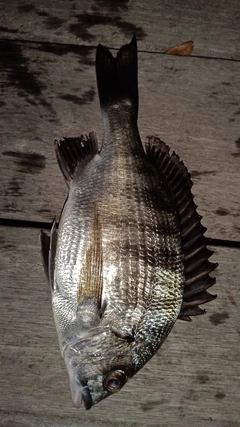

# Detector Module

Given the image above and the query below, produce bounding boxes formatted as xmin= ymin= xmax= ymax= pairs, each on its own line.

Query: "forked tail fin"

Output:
xmin=96 ymin=35 xmax=138 ymax=120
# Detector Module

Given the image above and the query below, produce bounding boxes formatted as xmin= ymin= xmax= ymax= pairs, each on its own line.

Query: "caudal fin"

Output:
xmin=96 ymin=35 xmax=138 ymax=119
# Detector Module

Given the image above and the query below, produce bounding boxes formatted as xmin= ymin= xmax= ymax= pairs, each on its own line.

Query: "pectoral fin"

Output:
xmin=111 ymin=325 xmax=135 ymax=342
xmin=77 ymin=207 xmax=103 ymax=313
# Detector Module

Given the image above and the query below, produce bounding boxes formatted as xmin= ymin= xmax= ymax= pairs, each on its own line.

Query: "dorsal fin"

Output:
xmin=145 ymin=136 xmax=217 ymax=321
xmin=54 ymin=132 xmax=99 ymax=186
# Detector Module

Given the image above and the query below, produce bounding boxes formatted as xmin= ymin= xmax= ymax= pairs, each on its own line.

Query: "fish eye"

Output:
xmin=103 ymin=370 xmax=127 ymax=392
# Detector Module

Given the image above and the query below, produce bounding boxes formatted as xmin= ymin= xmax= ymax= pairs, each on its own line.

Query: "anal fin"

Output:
xmin=54 ymin=132 xmax=99 ymax=186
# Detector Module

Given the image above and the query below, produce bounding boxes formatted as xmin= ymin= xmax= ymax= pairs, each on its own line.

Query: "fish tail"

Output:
xmin=96 ymin=35 xmax=138 ymax=119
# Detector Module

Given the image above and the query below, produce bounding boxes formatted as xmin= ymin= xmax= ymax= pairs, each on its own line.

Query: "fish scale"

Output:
xmin=100 ymin=115 xmax=180 ymax=330
xmin=41 ymin=35 xmax=217 ymax=410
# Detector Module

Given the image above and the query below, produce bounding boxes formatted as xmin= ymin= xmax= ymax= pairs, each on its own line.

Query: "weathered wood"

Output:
xmin=0 ymin=0 xmax=240 ymax=60
xmin=0 ymin=226 xmax=239 ymax=426
xmin=0 ymin=2 xmax=239 ymax=427
xmin=0 ymin=40 xmax=239 ymax=240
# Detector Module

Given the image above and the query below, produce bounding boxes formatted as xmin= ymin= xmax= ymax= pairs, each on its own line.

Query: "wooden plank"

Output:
xmin=0 ymin=226 xmax=239 ymax=426
xmin=0 ymin=0 xmax=240 ymax=59
xmin=0 ymin=40 xmax=239 ymax=240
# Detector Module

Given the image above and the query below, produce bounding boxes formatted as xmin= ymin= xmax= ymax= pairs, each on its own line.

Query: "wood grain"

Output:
xmin=0 ymin=2 xmax=240 ymax=426
xmin=0 ymin=226 xmax=239 ymax=427
xmin=0 ymin=40 xmax=239 ymax=240
xmin=0 ymin=0 xmax=239 ymax=59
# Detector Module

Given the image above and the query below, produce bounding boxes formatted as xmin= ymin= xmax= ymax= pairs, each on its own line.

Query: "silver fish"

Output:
xmin=41 ymin=36 xmax=217 ymax=410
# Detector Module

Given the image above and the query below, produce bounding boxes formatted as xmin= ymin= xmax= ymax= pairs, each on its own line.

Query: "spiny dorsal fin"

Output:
xmin=145 ymin=136 xmax=217 ymax=321
xmin=96 ymin=35 xmax=138 ymax=119
xmin=54 ymin=132 xmax=99 ymax=186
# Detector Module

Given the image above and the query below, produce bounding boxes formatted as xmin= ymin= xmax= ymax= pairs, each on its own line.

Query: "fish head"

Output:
xmin=63 ymin=327 xmax=135 ymax=409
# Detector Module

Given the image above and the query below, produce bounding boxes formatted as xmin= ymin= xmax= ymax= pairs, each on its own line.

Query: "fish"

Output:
xmin=41 ymin=36 xmax=217 ymax=410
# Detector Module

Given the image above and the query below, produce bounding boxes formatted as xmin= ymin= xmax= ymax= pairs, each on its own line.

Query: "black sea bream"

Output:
xmin=41 ymin=36 xmax=217 ymax=410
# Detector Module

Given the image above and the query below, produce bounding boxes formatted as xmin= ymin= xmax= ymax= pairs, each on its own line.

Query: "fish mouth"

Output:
xmin=71 ymin=382 xmax=92 ymax=410
xmin=81 ymin=386 xmax=92 ymax=410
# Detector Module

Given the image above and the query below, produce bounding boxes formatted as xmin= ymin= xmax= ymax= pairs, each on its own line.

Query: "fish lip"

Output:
xmin=71 ymin=384 xmax=92 ymax=410
xmin=81 ymin=386 xmax=92 ymax=410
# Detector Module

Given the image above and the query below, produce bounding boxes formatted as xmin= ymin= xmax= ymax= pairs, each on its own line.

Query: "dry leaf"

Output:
xmin=164 ymin=40 xmax=194 ymax=56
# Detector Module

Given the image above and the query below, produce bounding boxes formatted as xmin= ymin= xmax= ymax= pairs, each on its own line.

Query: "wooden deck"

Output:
xmin=0 ymin=1 xmax=239 ymax=426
